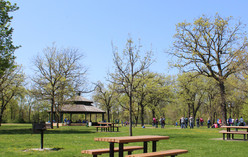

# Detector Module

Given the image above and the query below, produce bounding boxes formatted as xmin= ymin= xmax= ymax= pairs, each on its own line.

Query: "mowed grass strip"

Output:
xmin=0 ymin=124 xmax=248 ymax=157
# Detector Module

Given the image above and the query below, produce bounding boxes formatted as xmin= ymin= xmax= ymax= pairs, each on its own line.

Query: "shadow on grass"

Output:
xmin=0 ymin=128 xmax=96 ymax=135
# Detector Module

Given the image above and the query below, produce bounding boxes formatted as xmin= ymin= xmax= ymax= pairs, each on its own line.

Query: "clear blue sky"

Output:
xmin=9 ymin=0 xmax=248 ymax=97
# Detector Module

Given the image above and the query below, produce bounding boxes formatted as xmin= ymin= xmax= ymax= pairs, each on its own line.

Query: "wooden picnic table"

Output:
xmin=221 ymin=126 xmax=248 ymax=140
xmin=97 ymin=122 xmax=120 ymax=132
xmin=94 ymin=135 xmax=169 ymax=157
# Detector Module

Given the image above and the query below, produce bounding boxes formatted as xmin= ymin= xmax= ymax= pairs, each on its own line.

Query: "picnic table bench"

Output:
xmin=82 ymin=146 xmax=143 ymax=157
xmin=220 ymin=126 xmax=248 ymax=140
xmin=95 ymin=126 xmax=111 ymax=132
xmin=125 ymin=149 xmax=188 ymax=157
xmin=219 ymin=130 xmax=248 ymax=140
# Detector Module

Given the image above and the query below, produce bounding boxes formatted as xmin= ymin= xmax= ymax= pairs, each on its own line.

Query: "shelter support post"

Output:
xmin=60 ymin=113 xmax=63 ymax=123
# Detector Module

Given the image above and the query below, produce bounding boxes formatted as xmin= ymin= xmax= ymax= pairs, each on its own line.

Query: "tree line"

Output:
xmin=1 ymin=1 xmax=248 ymax=136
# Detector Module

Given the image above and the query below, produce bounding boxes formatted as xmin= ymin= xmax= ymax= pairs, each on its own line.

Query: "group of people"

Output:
xmin=63 ymin=118 xmax=89 ymax=125
xmin=177 ymin=116 xmax=247 ymax=129
xmin=152 ymin=117 xmax=165 ymax=128
xmin=178 ymin=116 xmax=195 ymax=129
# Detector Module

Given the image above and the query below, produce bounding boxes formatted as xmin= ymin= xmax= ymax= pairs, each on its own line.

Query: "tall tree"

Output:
xmin=0 ymin=66 xmax=25 ymax=126
xmin=170 ymin=14 xmax=248 ymax=125
xmin=0 ymin=1 xmax=19 ymax=76
xmin=110 ymin=38 xmax=153 ymax=136
xmin=32 ymin=45 xmax=87 ymax=129
xmin=93 ymin=81 xmax=116 ymax=122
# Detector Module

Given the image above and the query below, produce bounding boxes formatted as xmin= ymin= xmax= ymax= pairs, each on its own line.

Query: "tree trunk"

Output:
xmin=212 ymin=111 xmax=216 ymax=124
xmin=187 ymin=103 xmax=191 ymax=118
xmin=107 ymin=108 xmax=110 ymax=122
xmin=192 ymin=104 xmax=196 ymax=125
xmin=135 ymin=115 xmax=138 ymax=127
xmin=129 ymin=95 xmax=133 ymax=136
xmin=29 ymin=106 xmax=31 ymax=122
xmin=51 ymin=99 xmax=54 ymax=129
xmin=141 ymin=106 xmax=145 ymax=126
xmin=0 ymin=109 xmax=3 ymax=126
xmin=219 ymin=81 xmax=227 ymax=125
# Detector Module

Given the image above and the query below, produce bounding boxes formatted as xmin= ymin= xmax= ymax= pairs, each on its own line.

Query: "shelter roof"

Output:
xmin=66 ymin=95 xmax=93 ymax=103
xmin=59 ymin=104 xmax=105 ymax=113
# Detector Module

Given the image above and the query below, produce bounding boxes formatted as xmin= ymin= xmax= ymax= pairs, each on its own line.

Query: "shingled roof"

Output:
xmin=48 ymin=95 xmax=105 ymax=114
xmin=66 ymin=95 xmax=93 ymax=103
xmin=59 ymin=104 xmax=105 ymax=113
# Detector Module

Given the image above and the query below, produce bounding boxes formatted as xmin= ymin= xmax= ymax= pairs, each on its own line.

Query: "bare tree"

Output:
xmin=93 ymin=81 xmax=116 ymax=122
xmin=110 ymin=38 xmax=153 ymax=136
xmin=169 ymin=14 xmax=248 ymax=125
xmin=32 ymin=45 xmax=87 ymax=129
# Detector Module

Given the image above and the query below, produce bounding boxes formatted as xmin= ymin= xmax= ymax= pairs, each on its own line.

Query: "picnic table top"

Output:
xmin=94 ymin=135 xmax=169 ymax=143
xmin=221 ymin=126 xmax=248 ymax=129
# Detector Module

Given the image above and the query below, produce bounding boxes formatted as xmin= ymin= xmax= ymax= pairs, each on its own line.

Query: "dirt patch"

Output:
xmin=23 ymin=148 xmax=63 ymax=152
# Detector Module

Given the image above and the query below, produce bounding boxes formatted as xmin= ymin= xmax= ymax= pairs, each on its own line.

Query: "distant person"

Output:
xmin=155 ymin=118 xmax=158 ymax=128
xmin=207 ymin=118 xmax=211 ymax=128
xmin=181 ymin=116 xmax=185 ymax=129
xmin=153 ymin=117 xmax=156 ymax=127
xmin=228 ymin=117 xmax=232 ymax=126
xmin=235 ymin=118 xmax=239 ymax=126
xmin=200 ymin=117 xmax=204 ymax=126
xmin=212 ymin=123 xmax=218 ymax=128
xmin=217 ymin=118 xmax=220 ymax=127
xmin=218 ymin=119 xmax=222 ymax=127
xmin=239 ymin=117 xmax=245 ymax=126
xmin=160 ymin=117 xmax=165 ymax=128
xmin=196 ymin=117 xmax=200 ymax=128
xmin=189 ymin=116 xmax=194 ymax=129
xmin=185 ymin=117 xmax=188 ymax=128
xmin=175 ymin=121 xmax=178 ymax=126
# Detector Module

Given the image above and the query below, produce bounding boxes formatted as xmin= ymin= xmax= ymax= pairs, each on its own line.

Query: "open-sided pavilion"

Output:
xmin=47 ymin=94 xmax=105 ymax=124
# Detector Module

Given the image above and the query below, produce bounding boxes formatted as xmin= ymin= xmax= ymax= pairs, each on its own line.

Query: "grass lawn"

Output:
xmin=0 ymin=124 xmax=247 ymax=157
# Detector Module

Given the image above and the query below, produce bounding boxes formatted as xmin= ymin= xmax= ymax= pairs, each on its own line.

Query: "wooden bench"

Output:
xmin=95 ymin=126 xmax=110 ymax=132
xmin=113 ymin=125 xmax=121 ymax=132
xmin=125 ymin=149 xmax=188 ymax=157
xmin=219 ymin=130 xmax=248 ymax=140
xmin=81 ymin=146 xmax=143 ymax=157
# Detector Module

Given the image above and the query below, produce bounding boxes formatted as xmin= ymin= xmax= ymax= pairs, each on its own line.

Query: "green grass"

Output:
xmin=0 ymin=124 xmax=248 ymax=157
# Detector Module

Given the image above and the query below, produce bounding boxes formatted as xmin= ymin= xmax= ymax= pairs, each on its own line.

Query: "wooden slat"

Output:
xmin=221 ymin=126 xmax=248 ymax=129
xmin=81 ymin=146 xmax=143 ymax=155
xmin=125 ymin=149 xmax=188 ymax=157
xmin=95 ymin=126 xmax=110 ymax=128
xmin=219 ymin=130 xmax=248 ymax=134
xmin=95 ymin=135 xmax=169 ymax=143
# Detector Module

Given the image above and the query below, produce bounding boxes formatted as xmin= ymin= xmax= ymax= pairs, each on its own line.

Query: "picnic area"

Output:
xmin=1 ymin=123 xmax=248 ymax=157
